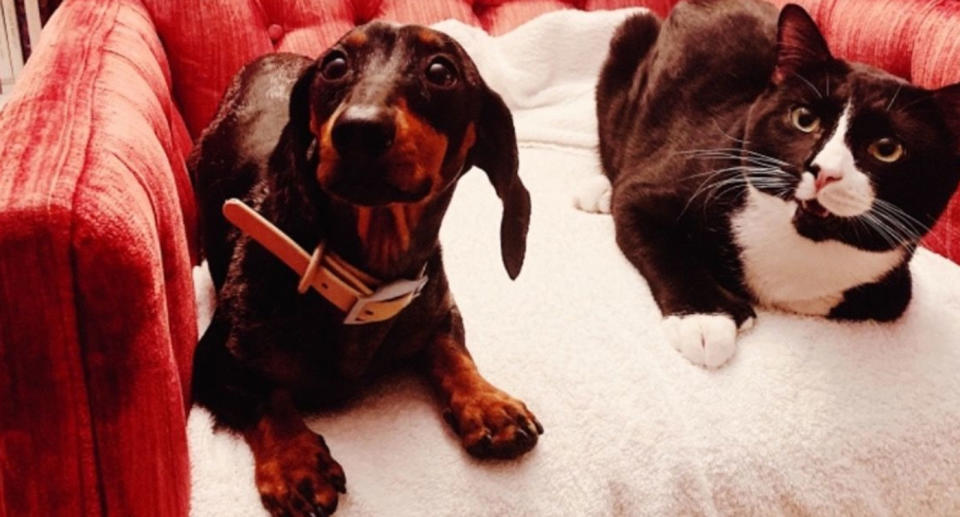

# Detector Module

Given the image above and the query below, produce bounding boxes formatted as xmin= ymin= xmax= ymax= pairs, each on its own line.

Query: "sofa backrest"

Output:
xmin=140 ymin=0 xmax=674 ymax=137
xmin=140 ymin=0 xmax=960 ymax=260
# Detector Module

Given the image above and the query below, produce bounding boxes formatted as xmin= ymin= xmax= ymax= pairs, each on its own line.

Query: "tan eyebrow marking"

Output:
xmin=417 ymin=29 xmax=442 ymax=46
xmin=344 ymin=31 xmax=368 ymax=47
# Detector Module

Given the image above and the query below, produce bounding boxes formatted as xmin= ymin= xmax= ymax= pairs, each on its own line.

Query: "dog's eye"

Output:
xmin=321 ymin=52 xmax=348 ymax=81
xmin=868 ymin=137 xmax=904 ymax=163
xmin=790 ymin=106 xmax=820 ymax=133
xmin=425 ymin=57 xmax=457 ymax=87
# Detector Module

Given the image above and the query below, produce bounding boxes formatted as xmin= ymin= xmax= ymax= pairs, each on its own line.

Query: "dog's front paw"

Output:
xmin=443 ymin=385 xmax=543 ymax=459
xmin=662 ymin=312 xmax=755 ymax=368
xmin=254 ymin=431 xmax=346 ymax=517
xmin=573 ymin=174 xmax=613 ymax=214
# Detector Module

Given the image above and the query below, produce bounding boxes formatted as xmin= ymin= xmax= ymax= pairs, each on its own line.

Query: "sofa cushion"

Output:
xmin=187 ymin=14 xmax=960 ymax=515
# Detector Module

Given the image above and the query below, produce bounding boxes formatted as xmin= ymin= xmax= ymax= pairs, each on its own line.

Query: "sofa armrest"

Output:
xmin=0 ymin=1 xmax=196 ymax=515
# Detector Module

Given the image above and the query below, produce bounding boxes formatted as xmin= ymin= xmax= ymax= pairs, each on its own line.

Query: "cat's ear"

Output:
xmin=773 ymin=4 xmax=832 ymax=85
xmin=934 ymin=82 xmax=960 ymax=149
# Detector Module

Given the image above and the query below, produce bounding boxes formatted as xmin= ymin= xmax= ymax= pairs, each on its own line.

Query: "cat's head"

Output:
xmin=743 ymin=4 xmax=960 ymax=251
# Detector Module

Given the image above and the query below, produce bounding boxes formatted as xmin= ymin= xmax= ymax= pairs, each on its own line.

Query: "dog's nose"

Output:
xmin=331 ymin=105 xmax=396 ymax=158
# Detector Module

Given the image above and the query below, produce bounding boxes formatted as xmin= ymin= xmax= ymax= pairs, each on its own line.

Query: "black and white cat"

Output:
xmin=586 ymin=0 xmax=960 ymax=368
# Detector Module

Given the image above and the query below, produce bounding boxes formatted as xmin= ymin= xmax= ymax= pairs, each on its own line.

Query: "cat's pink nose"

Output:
xmin=815 ymin=169 xmax=842 ymax=190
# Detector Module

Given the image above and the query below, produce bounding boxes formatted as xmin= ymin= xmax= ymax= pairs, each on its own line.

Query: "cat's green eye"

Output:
xmin=868 ymin=137 xmax=904 ymax=163
xmin=790 ymin=106 xmax=820 ymax=133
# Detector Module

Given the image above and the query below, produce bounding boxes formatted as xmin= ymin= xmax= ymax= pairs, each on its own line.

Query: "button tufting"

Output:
xmin=267 ymin=23 xmax=284 ymax=42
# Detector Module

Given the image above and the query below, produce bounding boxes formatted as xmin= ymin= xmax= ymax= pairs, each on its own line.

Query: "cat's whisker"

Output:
xmin=859 ymin=213 xmax=902 ymax=249
xmin=711 ymin=118 xmax=751 ymax=144
xmin=687 ymin=156 xmax=793 ymax=175
xmin=679 ymin=147 xmax=790 ymax=166
xmin=791 ymin=71 xmax=823 ymax=99
xmin=740 ymin=151 xmax=791 ymax=166
xmin=740 ymin=174 xmax=791 ymax=185
xmin=872 ymin=198 xmax=932 ymax=235
xmin=851 ymin=216 xmax=864 ymax=241
xmin=689 ymin=166 xmax=784 ymax=190
xmin=875 ymin=216 xmax=913 ymax=247
xmin=886 ymin=84 xmax=903 ymax=112
xmin=862 ymin=204 xmax=926 ymax=247
xmin=708 ymin=174 xmax=792 ymax=206
xmin=686 ymin=166 xmax=793 ymax=210
xmin=896 ymin=91 xmax=938 ymax=113
xmin=684 ymin=168 xmax=763 ymax=205
xmin=705 ymin=181 xmax=749 ymax=207
xmin=855 ymin=215 xmax=888 ymax=247
xmin=694 ymin=152 xmax=783 ymax=164
xmin=687 ymin=165 xmax=780 ymax=180
xmin=746 ymin=171 xmax=794 ymax=180
xmin=868 ymin=209 xmax=927 ymax=246
xmin=681 ymin=166 xmax=766 ymax=215
xmin=870 ymin=209 xmax=923 ymax=243
xmin=691 ymin=176 xmax=748 ymax=206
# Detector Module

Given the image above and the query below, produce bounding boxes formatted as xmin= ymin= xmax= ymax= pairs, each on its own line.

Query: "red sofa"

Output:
xmin=1 ymin=0 xmax=958 ymax=515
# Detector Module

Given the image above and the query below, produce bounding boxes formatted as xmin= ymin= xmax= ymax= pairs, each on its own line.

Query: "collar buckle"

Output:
xmin=343 ymin=274 xmax=430 ymax=325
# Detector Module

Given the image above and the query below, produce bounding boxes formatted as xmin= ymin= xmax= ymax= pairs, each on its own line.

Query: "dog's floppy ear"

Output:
xmin=470 ymin=86 xmax=530 ymax=280
xmin=270 ymin=63 xmax=320 ymax=175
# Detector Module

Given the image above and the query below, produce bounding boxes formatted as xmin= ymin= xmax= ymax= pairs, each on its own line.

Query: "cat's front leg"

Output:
xmin=612 ymin=183 xmax=756 ymax=368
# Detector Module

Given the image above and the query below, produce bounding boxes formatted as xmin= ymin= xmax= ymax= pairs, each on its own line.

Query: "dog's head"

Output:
xmin=278 ymin=22 xmax=530 ymax=279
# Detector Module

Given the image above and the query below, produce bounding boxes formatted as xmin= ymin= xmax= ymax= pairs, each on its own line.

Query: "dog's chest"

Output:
xmin=730 ymin=188 xmax=903 ymax=315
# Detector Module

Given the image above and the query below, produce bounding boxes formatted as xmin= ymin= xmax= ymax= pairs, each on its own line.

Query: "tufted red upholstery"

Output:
xmin=143 ymin=0 xmax=665 ymax=137
xmin=141 ymin=0 xmax=960 ymax=258
xmin=1 ymin=0 xmax=959 ymax=516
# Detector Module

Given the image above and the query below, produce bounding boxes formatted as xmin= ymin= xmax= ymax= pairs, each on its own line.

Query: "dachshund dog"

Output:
xmin=189 ymin=22 xmax=541 ymax=517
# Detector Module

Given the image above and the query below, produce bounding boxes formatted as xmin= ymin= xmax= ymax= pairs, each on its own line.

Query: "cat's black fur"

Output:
xmin=597 ymin=0 xmax=960 ymax=329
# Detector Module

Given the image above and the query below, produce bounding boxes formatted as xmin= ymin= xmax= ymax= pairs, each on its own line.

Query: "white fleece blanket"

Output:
xmin=188 ymin=9 xmax=960 ymax=516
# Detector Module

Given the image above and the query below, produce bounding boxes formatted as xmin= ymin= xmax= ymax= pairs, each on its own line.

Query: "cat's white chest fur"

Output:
xmin=731 ymin=187 xmax=904 ymax=315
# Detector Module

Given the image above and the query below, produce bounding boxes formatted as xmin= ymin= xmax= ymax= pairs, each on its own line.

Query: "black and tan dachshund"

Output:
xmin=189 ymin=22 xmax=541 ymax=517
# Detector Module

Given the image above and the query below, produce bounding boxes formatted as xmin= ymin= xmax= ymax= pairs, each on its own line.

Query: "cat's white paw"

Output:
xmin=574 ymin=175 xmax=612 ymax=214
xmin=662 ymin=313 xmax=751 ymax=368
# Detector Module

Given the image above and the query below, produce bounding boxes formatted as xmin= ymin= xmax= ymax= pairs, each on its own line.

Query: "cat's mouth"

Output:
xmin=797 ymin=199 xmax=830 ymax=218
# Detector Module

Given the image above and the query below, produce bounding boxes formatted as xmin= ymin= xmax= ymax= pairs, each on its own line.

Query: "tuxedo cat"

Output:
xmin=588 ymin=0 xmax=960 ymax=368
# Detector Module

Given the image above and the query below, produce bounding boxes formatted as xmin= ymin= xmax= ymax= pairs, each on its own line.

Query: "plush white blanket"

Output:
xmin=188 ymin=9 xmax=960 ymax=516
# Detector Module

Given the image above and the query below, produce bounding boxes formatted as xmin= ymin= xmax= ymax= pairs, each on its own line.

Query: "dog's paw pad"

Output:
xmin=254 ymin=432 xmax=345 ymax=516
xmin=574 ymin=175 xmax=612 ymax=214
xmin=445 ymin=387 xmax=542 ymax=459
xmin=662 ymin=313 xmax=741 ymax=369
